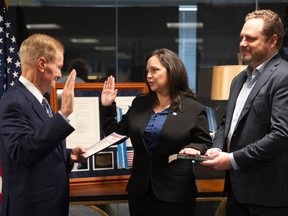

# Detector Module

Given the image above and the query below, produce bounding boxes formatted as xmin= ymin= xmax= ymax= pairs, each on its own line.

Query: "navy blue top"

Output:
xmin=143 ymin=108 xmax=169 ymax=153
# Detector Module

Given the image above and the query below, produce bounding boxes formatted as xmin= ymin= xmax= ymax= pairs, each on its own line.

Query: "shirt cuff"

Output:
xmin=229 ymin=153 xmax=239 ymax=170
xmin=58 ymin=111 xmax=70 ymax=123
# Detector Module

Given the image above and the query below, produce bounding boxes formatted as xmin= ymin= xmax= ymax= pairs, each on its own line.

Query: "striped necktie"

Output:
xmin=42 ymin=97 xmax=53 ymax=117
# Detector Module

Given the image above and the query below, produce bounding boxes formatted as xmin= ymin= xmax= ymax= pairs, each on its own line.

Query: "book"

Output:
xmin=82 ymin=132 xmax=127 ymax=158
xmin=168 ymin=154 xmax=211 ymax=163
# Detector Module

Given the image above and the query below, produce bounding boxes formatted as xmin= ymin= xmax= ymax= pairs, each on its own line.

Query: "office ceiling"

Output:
xmin=8 ymin=0 xmax=282 ymax=6
xmin=7 ymin=0 xmax=285 ymax=75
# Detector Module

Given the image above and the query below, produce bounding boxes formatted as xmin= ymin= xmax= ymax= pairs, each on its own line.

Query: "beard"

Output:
xmin=241 ymin=46 xmax=269 ymax=66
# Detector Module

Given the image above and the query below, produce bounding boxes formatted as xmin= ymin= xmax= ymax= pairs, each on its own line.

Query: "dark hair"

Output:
xmin=67 ymin=58 xmax=89 ymax=81
xmin=245 ymin=9 xmax=284 ymax=50
xmin=144 ymin=48 xmax=197 ymax=110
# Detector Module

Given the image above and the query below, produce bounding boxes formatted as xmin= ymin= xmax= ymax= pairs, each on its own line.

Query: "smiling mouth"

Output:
xmin=150 ymin=84 xmax=156 ymax=88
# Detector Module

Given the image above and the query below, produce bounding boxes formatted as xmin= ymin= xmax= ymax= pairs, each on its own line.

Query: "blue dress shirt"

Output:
xmin=143 ymin=108 xmax=169 ymax=153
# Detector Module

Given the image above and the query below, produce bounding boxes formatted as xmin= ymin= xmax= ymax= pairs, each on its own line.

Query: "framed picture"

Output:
xmin=50 ymin=82 xmax=148 ymax=112
xmin=50 ymin=82 xmax=148 ymax=180
xmin=72 ymin=158 xmax=90 ymax=172
xmin=93 ymin=151 xmax=114 ymax=170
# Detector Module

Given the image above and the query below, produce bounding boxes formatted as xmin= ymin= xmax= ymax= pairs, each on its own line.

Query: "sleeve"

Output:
xmin=0 ymin=100 xmax=74 ymax=167
xmin=184 ymin=105 xmax=213 ymax=154
xmin=212 ymin=115 xmax=226 ymax=150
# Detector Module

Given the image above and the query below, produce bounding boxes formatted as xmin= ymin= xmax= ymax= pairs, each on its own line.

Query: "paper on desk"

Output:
xmin=82 ymin=132 xmax=127 ymax=158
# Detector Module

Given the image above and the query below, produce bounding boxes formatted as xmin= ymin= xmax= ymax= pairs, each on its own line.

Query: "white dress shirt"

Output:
xmin=19 ymin=76 xmax=70 ymax=122
xmin=228 ymin=53 xmax=277 ymax=170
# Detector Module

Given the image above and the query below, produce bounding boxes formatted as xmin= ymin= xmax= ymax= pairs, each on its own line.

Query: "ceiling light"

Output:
xmin=166 ymin=22 xmax=204 ymax=29
xmin=26 ymin=24 xmax=61 ymax=29
xmin=117 ymin=52 xmax=131 ymax=59
xmin=179 ymin=6 xmax=197 ymax=12
xmin=70 ymin=38 xmax=100 ymax=44
xmin=94 ymin=46 xmax=116 ymax=51
xmin=175 ymin=38 xmax=204 ymax=43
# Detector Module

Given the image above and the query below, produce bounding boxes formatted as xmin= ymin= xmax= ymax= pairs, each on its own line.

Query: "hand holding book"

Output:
xmin=168 ymin=154 xmax=212 ymax=163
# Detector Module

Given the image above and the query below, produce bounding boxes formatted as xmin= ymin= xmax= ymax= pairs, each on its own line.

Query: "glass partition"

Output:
xmin=8 ymin=0 xmax=287 ymax=121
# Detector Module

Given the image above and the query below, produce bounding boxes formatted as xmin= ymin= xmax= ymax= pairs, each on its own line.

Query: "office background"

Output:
xmin=8 ymin=0 xmax=287 ymax=123
xmin=5 ymin=1 xmax=288 ymax=215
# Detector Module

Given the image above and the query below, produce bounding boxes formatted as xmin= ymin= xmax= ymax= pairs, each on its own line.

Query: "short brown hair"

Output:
xmin=245 ymin=9 xmax=284 ymax=50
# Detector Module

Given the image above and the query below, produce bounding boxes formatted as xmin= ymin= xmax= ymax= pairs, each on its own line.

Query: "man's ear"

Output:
xmin=269 ymin=34 xmax=278 ymax=48
xmin=37 ymin=57 xmax=46 ymax=73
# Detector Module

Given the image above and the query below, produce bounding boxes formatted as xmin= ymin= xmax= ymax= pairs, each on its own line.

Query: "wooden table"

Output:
xmin=69 ymin=174 xmax=225 ymax=216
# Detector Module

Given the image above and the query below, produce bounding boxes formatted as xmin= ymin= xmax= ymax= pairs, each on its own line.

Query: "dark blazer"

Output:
xmin=101 ymin=95 xmax=212 ymax=202
xmin=0 ymin=81 xmax=75 ymax=216
xmin=213 ymin=54 xmax=288 ymax=207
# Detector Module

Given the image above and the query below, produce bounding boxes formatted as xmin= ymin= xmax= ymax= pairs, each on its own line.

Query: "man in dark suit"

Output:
xmin=0 ymin=34 xmax=86 ymax=216
xmin=202 ymin=10 xmax=288 ymax=215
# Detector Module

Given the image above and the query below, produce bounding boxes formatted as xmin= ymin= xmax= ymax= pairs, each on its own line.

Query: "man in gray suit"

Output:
xmin=202 ymin=10 xmax=288 ymax=216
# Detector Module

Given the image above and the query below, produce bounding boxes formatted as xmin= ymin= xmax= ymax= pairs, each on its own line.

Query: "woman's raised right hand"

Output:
xmin=101 ymin=75 xmax=118 ymax=106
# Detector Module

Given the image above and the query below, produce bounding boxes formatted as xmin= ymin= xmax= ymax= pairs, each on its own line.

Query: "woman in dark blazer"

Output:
xmin=101 ymin=48 xmax=212 ymax=216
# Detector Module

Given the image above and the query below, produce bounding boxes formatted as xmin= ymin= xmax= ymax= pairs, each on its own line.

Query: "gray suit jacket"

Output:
xmin=213 ymin=54 xmax=288 ymax=207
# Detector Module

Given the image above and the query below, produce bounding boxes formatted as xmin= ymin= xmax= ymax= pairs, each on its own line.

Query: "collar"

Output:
xmin=19 ymin=76 xmax=43 ymax=104
xmin=245 ymin=52 xmax=278 ymax=77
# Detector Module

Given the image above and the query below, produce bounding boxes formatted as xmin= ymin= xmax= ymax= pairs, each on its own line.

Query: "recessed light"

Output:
xmin=166 ymin=22 xmax=204 ymax=29
xmin=26 ymin=23 xmax=61 ymax=29
xmin=94 ymin=46 xmax=115 ymax=51
xmin=70 ymin=38 xmax=100 ymax=44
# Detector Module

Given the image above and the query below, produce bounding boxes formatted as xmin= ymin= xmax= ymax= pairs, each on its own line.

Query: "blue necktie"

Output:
xmin=42 ymin=97 xmax=53 ymax=117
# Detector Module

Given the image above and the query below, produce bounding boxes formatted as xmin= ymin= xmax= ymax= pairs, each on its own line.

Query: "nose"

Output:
xmin=146 ymin=71 xmax=152 ymax=78
xmin=240 ymin=38 xmax=247 ymax=47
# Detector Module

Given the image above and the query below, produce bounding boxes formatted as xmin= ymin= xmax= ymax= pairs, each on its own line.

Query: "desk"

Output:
xmin=69 ymin=175 xmax=225 ymax=216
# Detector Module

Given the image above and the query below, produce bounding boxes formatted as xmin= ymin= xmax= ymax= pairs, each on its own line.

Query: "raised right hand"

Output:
xmin=101 ymin=75 xmax=118 ymax=106
xmin=60 ymin=69 xmax=76 ymax=117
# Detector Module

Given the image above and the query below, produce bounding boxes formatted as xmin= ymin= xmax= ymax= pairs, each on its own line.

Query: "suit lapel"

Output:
xmin=225 ymin=72 xmax=247 ymax=136
xmin=16 ymin=82 xmax=66 ymax=160
xmin=32 ymin=98 xmax=65 ymax=159
xmin=16 ymin=82 xmax=47 ymax=122
xmin=137 ymin=101 xmax=154 ymax=157
xmin=232 ymin=55 xmax=281 ymax=132
xmin=152 ymin=109 xmax=170 ymax=158
xmin=236 ymin=68 xmax=273 ymax=125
